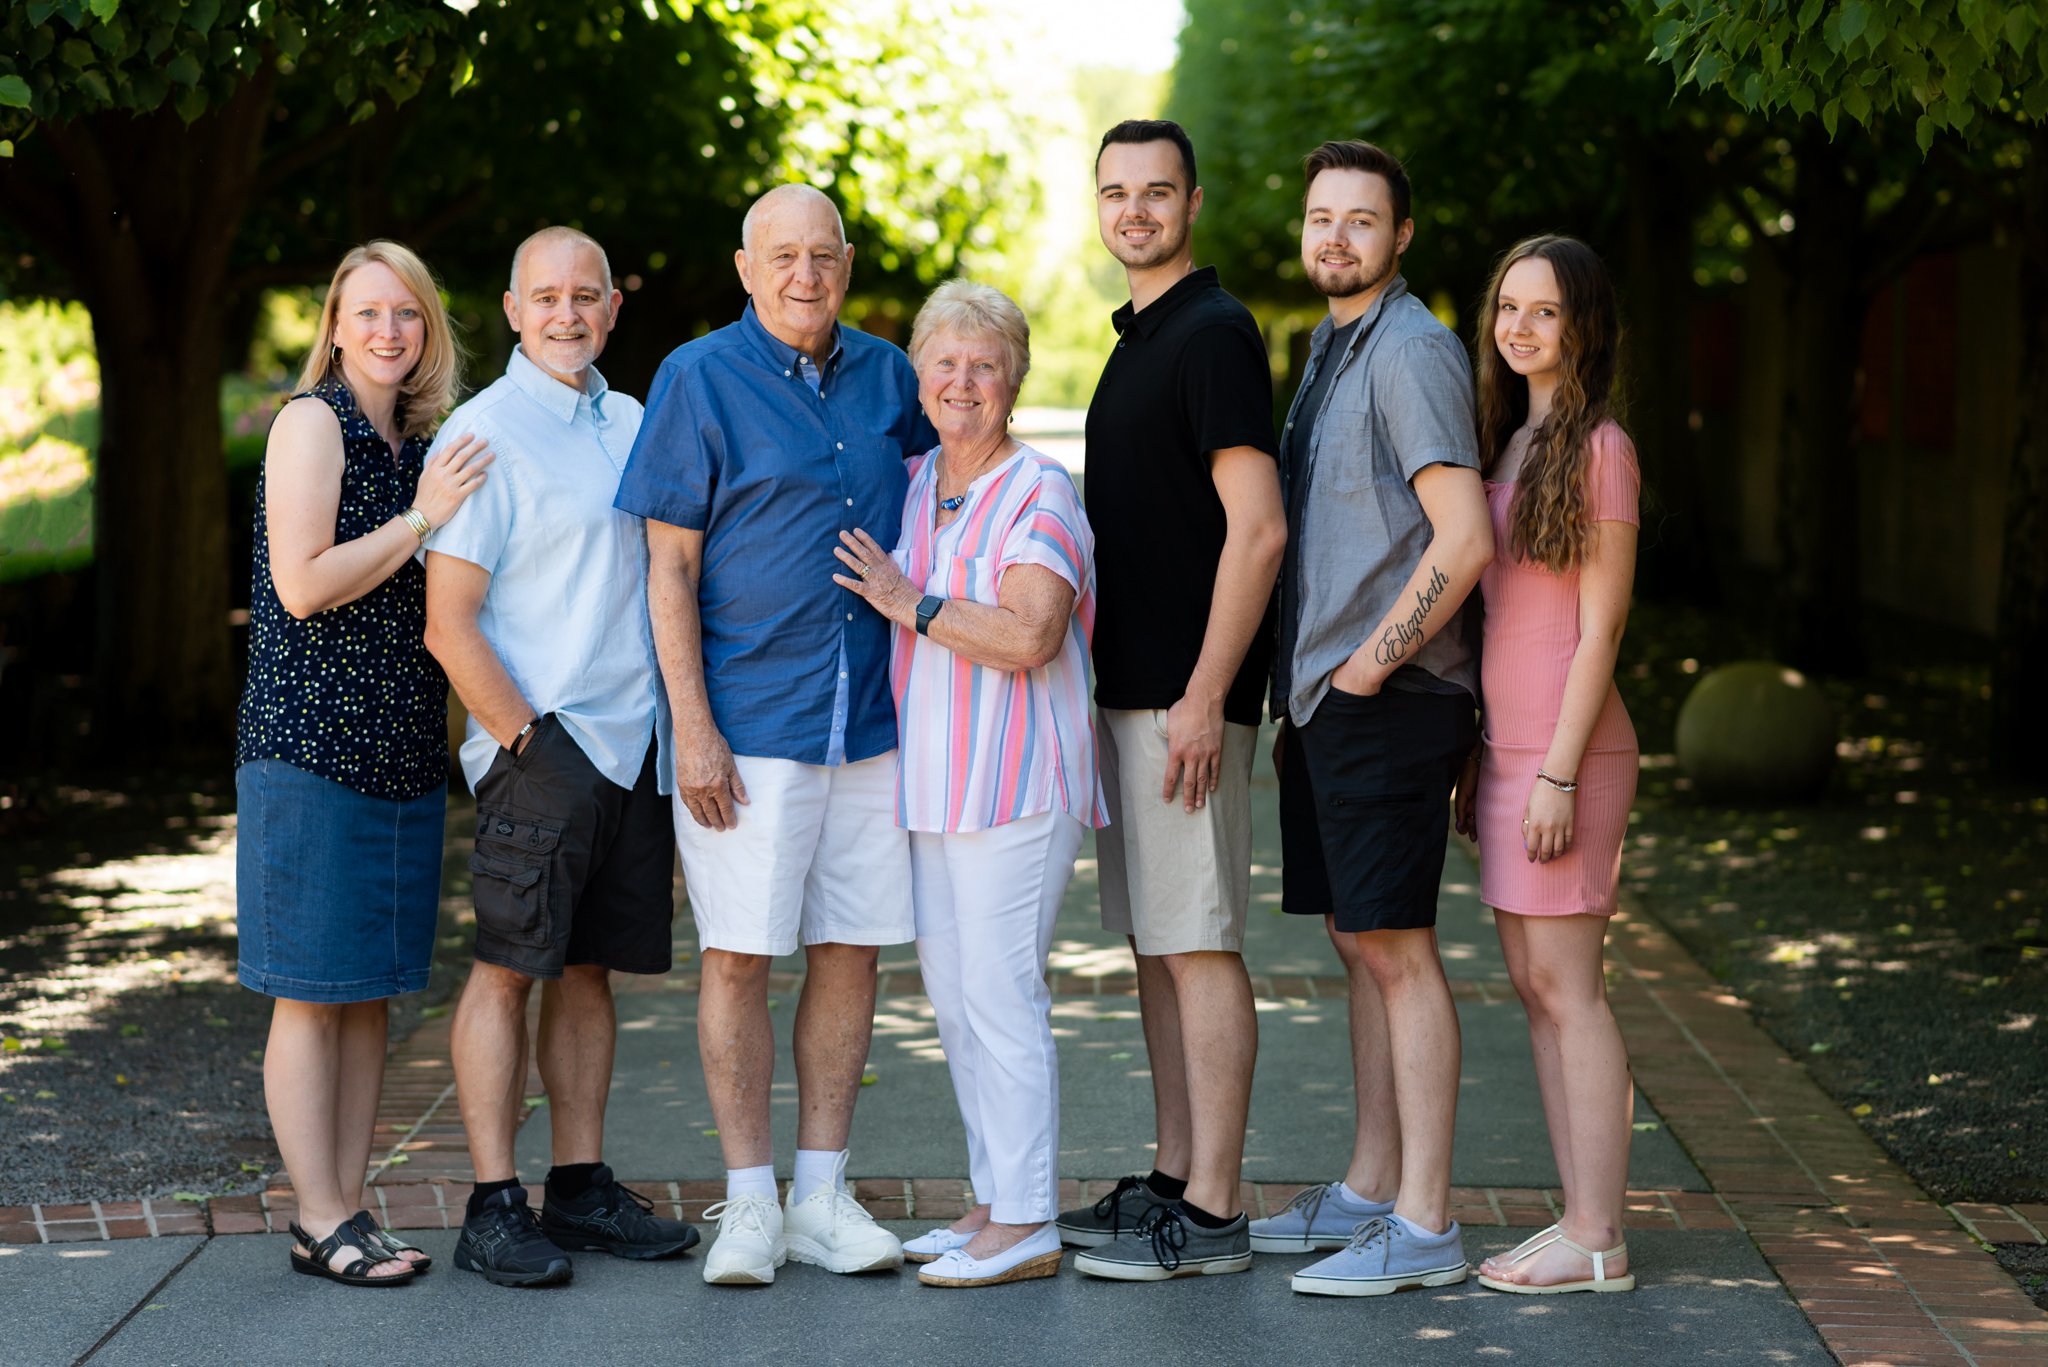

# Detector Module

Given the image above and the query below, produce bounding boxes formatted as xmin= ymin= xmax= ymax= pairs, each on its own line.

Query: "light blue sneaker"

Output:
xmin=1290 ymin=1215 xmax=1469 ymax=1297
xmin=1249 ymin=1182 xmax=1394 ymax=1253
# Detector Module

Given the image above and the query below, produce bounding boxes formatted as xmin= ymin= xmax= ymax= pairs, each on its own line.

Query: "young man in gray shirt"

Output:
xmin=1253 ymin=141 xmax=1494 ymax=1297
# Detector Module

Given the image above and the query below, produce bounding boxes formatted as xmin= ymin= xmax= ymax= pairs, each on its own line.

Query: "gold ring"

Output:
xmin=857 ymin=563 xmax=870 ymax=579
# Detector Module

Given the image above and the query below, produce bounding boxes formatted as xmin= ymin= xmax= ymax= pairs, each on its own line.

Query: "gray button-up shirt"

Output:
xmin=1274 ymin=276 xmax=1481 ymax=725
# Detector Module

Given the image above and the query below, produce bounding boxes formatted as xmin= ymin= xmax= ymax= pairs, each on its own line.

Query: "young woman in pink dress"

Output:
xmin=1455 ymin=235 xmax=1640 ymax=1295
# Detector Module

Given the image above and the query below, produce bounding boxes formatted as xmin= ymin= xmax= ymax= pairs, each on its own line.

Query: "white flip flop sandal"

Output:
xmin=1476 ymin=1225 xmax=1635 ymax=1294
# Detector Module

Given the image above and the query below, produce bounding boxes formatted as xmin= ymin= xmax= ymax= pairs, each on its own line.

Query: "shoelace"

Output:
xmin=1135 ymin=1205 xmax=1189 ymax=1273
xmin=702 ymin=1193 xmax=777 ymax=1238
xmin=1278 ymin=1183 xmax=1332 ymax=1230
xmin=1091 ymin=1174 xmax=1147 ymax=1235
xmin=1344 ymin=1215 xmax=1396 ymax=1254
xmin=594 ymin=1180 xmax=657 ymax=1217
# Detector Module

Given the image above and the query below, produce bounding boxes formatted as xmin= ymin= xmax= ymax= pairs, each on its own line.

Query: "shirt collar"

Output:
xmin=1111 ymin=265 xmax=1222 ymax=340
xmin=737 ymin=299 xmax=843 ymax=378
xmin=1311 ymin=273 xmax=1412 ymax=357
xmin=506 ymin=345 xmax=609 ymax=425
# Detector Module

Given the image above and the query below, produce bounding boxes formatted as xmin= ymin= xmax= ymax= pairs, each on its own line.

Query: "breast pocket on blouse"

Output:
xmin=925 ymin=553 xmax=1000 ymax=607
xmin=1313 ymin=405 xmax=1379 ymax=494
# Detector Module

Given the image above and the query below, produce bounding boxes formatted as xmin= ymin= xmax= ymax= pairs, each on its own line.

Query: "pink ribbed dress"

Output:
xmin=1476 ymin=421 xmax=1640 ymax=917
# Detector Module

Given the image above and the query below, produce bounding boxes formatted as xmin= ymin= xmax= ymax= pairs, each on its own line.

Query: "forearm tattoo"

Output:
xmin=1372 ymin=564 xmax=1450 ymax=669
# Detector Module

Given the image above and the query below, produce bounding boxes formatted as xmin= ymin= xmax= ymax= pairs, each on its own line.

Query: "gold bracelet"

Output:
xmin=401 ymin=506 xmax=432 ymax=544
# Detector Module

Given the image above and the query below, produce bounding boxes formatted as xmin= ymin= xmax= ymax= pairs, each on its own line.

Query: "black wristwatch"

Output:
xmin=915 ymin=595 xmax=945 ymax=636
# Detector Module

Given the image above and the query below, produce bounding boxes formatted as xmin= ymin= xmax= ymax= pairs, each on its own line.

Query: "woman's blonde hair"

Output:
xmin=908 ymin=279 xmax=1031 ymax=389
xmin=1474 ymin=234 xmax=1626 ymax=573
xmin=297 ymin=240 xmax=463 ymax=440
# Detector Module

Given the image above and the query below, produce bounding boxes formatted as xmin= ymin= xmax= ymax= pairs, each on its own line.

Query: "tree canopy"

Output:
xmin=0 ymin=0 xmax=1027 ymax=746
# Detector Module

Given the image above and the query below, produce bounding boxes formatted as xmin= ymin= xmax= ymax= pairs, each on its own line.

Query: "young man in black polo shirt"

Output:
xmin=1061 ymin=119 xmax=1288 ymax=1281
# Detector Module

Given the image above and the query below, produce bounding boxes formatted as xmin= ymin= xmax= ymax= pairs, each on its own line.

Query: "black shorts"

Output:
xmin=1280 ymin=686 xmax=1477 ymax=932
xmin=469 ymin=715 xmax=674 ymax=979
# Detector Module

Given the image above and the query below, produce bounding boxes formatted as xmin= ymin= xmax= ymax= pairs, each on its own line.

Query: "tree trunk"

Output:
xmin=28 ymin=82 xmax=275 ymax=752
xmin=1774 ymin=133 xmax=1870 ymax=675
xmin=1990 ymin=125 xmax=2048 ymax=778
xmin=1620 ymin=144 xmax=1710 ymax=602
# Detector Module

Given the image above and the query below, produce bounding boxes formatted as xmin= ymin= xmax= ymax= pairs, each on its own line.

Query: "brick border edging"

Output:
xmin=1606 ymin=894 xmax=2048 ymax=1365
xmin=0 ymin=1180 xmax=1738 ymax=1244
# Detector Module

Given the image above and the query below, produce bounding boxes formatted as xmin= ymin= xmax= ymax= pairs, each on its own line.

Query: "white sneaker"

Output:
xmin=783 ymin=1167 xmax=903 ymax=1274
xmin=701 ymin=1193 xmax=786 ymax=1285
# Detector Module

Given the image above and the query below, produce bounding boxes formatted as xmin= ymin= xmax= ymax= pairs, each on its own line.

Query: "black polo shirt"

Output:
xmin=1084 ymin=266 xmax=1278 ymax=725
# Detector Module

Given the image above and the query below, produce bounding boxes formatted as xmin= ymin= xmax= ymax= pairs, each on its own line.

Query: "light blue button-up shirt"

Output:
xmin=428 ymin=347 xmax=671 ymax=795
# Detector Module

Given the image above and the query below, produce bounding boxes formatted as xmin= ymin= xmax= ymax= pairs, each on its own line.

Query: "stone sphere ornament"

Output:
xmin=1674 ymin=660 xmax=1836 ymax=801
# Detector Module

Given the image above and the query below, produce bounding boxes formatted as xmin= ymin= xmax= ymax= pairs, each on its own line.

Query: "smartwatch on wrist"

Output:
xmin=915 ymin=595 xmax=945 ymax=636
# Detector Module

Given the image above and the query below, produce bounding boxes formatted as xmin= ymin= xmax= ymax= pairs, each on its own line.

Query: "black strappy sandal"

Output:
xmin=351 ymin=1209 xmax=433 ymax=1272
xmin=288 ymin=1219 xmax=418 ymax=1287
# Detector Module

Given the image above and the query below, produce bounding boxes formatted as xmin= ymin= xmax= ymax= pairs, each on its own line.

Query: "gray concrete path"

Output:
xmin=34 ymin=1227 xmax=1824 ymax=1367
xmin=18 ymin=722 xmax=1831 ymax=1365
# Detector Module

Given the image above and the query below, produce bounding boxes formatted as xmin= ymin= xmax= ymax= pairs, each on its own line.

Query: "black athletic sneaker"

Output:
xmin=1054 ymin=1174 xmax=1177 ymax=1249
xmin=454 ymin=1186 xmax=573 ymax=1287
xmin=539 ymin=1163 xmax=700 ymax=1260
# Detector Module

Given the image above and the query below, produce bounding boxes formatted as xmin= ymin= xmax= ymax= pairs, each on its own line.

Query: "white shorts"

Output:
xmin=673 ymin=752 xmax=913 ymax=957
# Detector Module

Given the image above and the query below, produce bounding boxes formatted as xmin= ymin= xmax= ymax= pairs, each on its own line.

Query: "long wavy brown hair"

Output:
xmin=1475 ymin=234 xmax=1622 ymax=573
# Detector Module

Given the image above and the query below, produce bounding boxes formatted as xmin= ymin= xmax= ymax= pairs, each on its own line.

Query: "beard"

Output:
xmin=1306 ymin=246 xmax=1397 ymax=300
xmin=1106 ymin=216 xmax=1188 ymax=270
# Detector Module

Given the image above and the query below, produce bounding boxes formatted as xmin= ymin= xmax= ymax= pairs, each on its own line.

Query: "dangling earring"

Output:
xmin=330 ymin=342 xmax=342 ymax=368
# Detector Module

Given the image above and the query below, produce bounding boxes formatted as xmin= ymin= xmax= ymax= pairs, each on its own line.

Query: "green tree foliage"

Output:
xmin=1651 ymin=0 xmax=2047 ymax=148
xmin=1647 ymin=1 xmax=2048 ymax=774
xmin=0 ymin=0 xmax=1023 ymax=748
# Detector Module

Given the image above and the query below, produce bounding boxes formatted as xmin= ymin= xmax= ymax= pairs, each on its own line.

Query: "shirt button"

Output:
xmin=845 ymin=498 xmax=853 ymax=506
xmin=835 ymin=442 xmax=844 ymax=451
xmin=846 ymin=613 xmax=854 ymax=621
xmin=785 ymin=369 xmax=793 ymax=377
xmin=839 ymin=671 xmax=848 ymax=679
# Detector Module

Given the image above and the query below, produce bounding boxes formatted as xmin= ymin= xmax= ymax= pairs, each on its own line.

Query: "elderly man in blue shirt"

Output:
xmin=424 ymin=226 xmax=698 ymax=1288
xmin=616 ymin=184 xmax=936 ymax=1286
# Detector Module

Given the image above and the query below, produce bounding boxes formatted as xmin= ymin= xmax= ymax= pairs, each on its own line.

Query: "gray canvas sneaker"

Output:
xmin=1054 ymin=1174 xmax=1177 ymax=1249
xmin=1073 ymin=1204 xmax=1253 ymax=1281
xmin=1290 ymin=1215 xmax=1469 ymax=1297
xmin=1249 ymin=1181 xmax=1394 ymax=1253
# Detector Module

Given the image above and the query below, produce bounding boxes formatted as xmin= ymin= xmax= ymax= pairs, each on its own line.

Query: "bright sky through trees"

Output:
xmin=1025 ymin=1 xmax=1185 ymax=72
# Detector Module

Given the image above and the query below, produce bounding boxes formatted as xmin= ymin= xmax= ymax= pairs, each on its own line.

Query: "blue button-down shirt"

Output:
xmin=616 ymin=302 xmax=936 ymax=766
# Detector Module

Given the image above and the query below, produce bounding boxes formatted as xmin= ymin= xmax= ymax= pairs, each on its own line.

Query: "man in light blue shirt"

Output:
xmin=424 ymin=226 xmax=696 ymax=1288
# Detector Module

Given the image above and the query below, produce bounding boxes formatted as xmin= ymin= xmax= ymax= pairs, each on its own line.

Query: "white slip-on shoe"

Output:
xmin=783 ymin=1157 xmax=903 ymax=1274
xmin=700 ymin=1194 xmax=786 ymax=1285
xmin=902 ymin=1227 xmax=976 ymax=1264
xmin=917 ymin=1222 xmax=1063 ymax=1288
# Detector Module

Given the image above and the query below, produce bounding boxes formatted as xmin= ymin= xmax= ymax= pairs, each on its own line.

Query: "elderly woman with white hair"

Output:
xmin=834 ymin=280 xmax=1106 ymax=1288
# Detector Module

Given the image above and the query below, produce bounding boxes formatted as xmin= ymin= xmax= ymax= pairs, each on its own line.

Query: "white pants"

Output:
xmin=675 ymin=752 xmax=913 ymax=957
xmin=911 ymin=809 xmax=1085 ymax=1224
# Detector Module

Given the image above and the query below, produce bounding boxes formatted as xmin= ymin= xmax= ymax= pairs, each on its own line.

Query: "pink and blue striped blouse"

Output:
xmin=888 ymin=444 xmax=1109 ymax=835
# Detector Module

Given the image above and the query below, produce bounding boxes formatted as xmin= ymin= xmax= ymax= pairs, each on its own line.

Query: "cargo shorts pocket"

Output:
xmin=470 ymin=804 xmax=563 ymax=947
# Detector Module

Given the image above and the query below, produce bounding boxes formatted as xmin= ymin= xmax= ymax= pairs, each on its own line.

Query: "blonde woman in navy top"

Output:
xmin=236 ymin=241 xmax=491 ymax=1286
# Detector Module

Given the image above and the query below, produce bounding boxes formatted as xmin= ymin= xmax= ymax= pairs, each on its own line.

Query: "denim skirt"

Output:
xmin=235 ymin=759 xmax=444 ymax=1002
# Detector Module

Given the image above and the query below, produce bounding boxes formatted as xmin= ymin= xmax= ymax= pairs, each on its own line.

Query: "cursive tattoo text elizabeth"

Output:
xmin=1373 ymin=564 xmax=1451 ymax=668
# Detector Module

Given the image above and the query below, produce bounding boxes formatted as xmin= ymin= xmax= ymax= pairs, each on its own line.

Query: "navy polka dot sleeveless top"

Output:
xmin=235 ymin=377 xmax=449 ymax=800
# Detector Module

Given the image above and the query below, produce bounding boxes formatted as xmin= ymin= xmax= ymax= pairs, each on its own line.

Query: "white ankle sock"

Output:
xmin=792 ymin=1148 xmax=846 ymax=1202
xmin=1334 ymin=1181 xmax=1387 ymax=1210
xmin=725 ymin=1164 xmax=778 ymax=1202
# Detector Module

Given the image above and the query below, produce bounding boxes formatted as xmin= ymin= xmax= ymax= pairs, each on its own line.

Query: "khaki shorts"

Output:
xmin=1095 ymin=707 xmax=1255 ymax=955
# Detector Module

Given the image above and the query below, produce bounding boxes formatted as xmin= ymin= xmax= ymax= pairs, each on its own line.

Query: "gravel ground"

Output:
xmin=0 ymin=771 xmax=473 ymax=1206
xmin=1615 ymin=602 xmax=2048 ymax=1207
